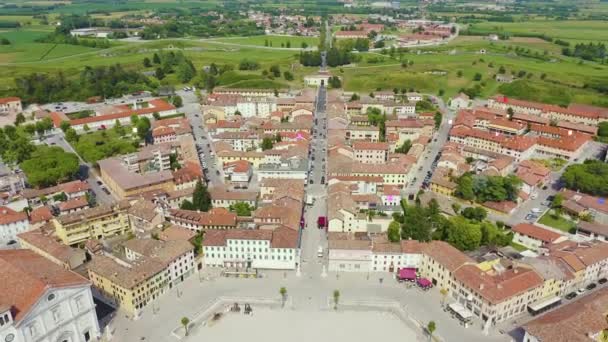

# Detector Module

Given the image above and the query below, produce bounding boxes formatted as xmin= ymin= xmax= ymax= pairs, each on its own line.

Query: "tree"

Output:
xmin=448 ymin=216 xmax=482 ymax=251
xmin=269 ymin=65 xmax=281 ymax=78
xmin=191 ymin=180 xmax=212 ymax=212
xmin=561 ymin=160 xmax=608 ymax=196
xmin=14 ymin=113 xmax=26 ymax=126
xmin=153 ymin=53 xmax=161 ymax=64
xmin=599 ymin=122 xmax=608 ymax=137
xmin=181 ymin=317 xmax=190 ymax=337
xmin=333 ymin=290 xmax=340 ymax=310
xmin=65 ymin=128 xmax=79 ymax=143
xmin=507 ymin=107 xmax=514 ymax=120
xmin=427 ymin=321 xmax=436 ymax=340
xmin=328 ymin=76 xmax=342 ymax=89
xmin=283 ymin=71 xmax=294 ymax=81
xmin=473 ymin=72 xmax=482 ymax=81
xmin=395 ymin=140 xmax=412 ymax=154
xmin=171 ymin=95 xmax=183 ymax=108
xmin=261 ymin=137 xmax=274 ymax=150
xmin=20 ymin=146 xmax=79 ymax=187
xmin=279 ymin=287 xmax=287 ymax=308
xmin=498 ymin=66 xmax=506 ymax=74
xmin=439 ymin=288 xmax=449 ymax=307
xmin=136 ymin=117 xmax=151 ymax=140
xmin=433 ymin=112 xmax=442 ymax=129
xmin=552 ymin=193 xmax=564 ymax=216
xmin=461 ymin=207 xmax=487 ymax=222
xmin=83 ymin=124 xmax=90 ymax=132
xmin=301 ymin=42 xmax=308 ymax=49
xmin=143 ymin=57 xmax=151 ymax=67
xmin=387 ymin=221 xmax=401 ymax=242
xmin=229 ymin=202 xmax=253 ymax=216
xmin=155 ymin=67 xmax=165 ymax=80
xmin=456 ymin=70 xmax=463 ymax=78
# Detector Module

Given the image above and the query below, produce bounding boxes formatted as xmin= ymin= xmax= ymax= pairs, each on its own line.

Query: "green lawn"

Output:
xmin=509 ymin=241 xmax=529 ymax=252
xmin=467 ymin=20 xmax=608 ymax=43
xmin=538 ymin=211 xmax=577 ymax=233
xmin=336 ymin=37 xmax=608 ymax=106
xmin=212 ymin=35 xmax=318 ymax=48
xmin=0 ymin=29 xmax=99 ymax=63
xmin=72 ymin=129 xmax=138 ymax=163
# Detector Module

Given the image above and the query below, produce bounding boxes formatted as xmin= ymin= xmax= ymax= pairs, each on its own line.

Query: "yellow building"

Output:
xmin=87 ymin=255 xmax=168 ymax=317
xmin=217 ymin=150 xmax=265 ymax=168
xmin=53 ymin=201 xmax=132 ymax=246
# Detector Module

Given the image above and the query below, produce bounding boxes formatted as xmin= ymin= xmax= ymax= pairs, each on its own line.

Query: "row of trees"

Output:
xmin=455 ymin=173 xmax=522 ymax=203
xmin=562 ymin=42 xmax=606 ymax=61
xmin=14 ymin=64 xmax=154 ymax=104
xmin=180 ymin=181 xmax=212 ymax=212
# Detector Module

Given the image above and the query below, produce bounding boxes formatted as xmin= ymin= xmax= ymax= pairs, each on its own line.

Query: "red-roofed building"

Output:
xmin=0 ymin=97 xmax=22 ymax=115
xmin=512 ymin=223 xmax=567 ymax=251
xmin=0 ymin=249 xmax=99 ymax=340
xmin=152 ymin=117 xmax=192 ymax=144
xmin=335 ymin=30 xmax=368 ymax=39
xmin=52 ymin=99 xmax=176 ymax=131
xmin=0 ymin=206 xmax=30 ymax=246
xmin=352 ymin=141 xmax=389 ymax=164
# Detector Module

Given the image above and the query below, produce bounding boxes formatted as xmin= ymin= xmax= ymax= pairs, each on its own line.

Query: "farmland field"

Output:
xmin=211 ymin=35 xmax=318 ymax=48
xmin=0 ymin=30 xmax=99 ymax=63
xmin=467 ymin=20 xmax=608 ymax=43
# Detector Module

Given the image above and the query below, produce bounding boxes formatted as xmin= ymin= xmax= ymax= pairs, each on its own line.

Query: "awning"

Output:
xmin=398 ymin=268 xmax=416 ymax=280
xmin=417 ymin=278 xmax=432 ymax=287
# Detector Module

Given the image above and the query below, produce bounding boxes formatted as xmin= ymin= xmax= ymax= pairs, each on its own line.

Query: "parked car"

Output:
xmin=586 ymin=283 xmax=597 ymax=290
xmin=577 ymin=288 xmax=586 ymax=295
xmin=565 ymin=292 xmax=577 ymax=300
xmin=599 ymin=278 xmax=607 ymax=284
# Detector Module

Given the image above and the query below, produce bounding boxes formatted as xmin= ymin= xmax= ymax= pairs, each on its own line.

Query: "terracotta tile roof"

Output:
xmin=88 ymin=254 xmax=166 ymax=289
xmin=17 ymin=229 xmax=84 ymax=266
xmin=172 ymin=161 xmax=203 ymax=185
xmin=127 ymin=199 xmax=159 ymax=222
xmin=29 ymin=206 xmax=53 ymax=224
xmin=159 ymin=225 xmax=197 ymax=242
xmin=577 ymin=221 xmax=608 ymax=237
xmin=169 ymin=208 xmax=237 ymax=228
xmin=124 ymin=238 xmax=193 ymax=264
xmin=352 ymin=141 xmax=389 ymax=151
xmin=22 ymin=180 xmax=90 ymax=199
xmin=483 ymin=201 xmax=517 ymax=214
xmin=0 ymin=97 xmax=20 ymax=104
xmin=69 ymin=99 xmax=175 ymax=126
xmin=454 ymin=264 xmax=544 ymax=305
xmin=422 ymin=240 xmax=474 ymax=272
xmin=512 ymin=223 xmax=563 ymax=243
xmin=562 ymin=189 xmax=608 ymax=214
xmin=58 ymin=196 xmax=89 ymax=212
xmin=209 ymin=187 xmax=258 ymax=202
xmin=0 ymin=206 xmax=28 ymax=225
xmin=202 ymin=227 xmax=298 ymax=249
xmin=223 ymin=160 xmax=251 ymax=173
xmin=0 ymin=249 xmax=89 ymax=322
xmin=524 ymin=287 xmax=608 ymax=342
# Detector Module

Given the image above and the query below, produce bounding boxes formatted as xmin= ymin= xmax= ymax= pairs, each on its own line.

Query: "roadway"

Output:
xmin=178 ymin=89 xmax=224 ymax=187
xmin=300 ymin=84 xmax=329 ymax=277
xmin=403 ymin=95 xmax=455 ymax=199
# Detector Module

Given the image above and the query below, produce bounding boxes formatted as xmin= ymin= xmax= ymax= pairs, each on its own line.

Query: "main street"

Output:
xmin=404 ymin=95 xmax=455 ymax=199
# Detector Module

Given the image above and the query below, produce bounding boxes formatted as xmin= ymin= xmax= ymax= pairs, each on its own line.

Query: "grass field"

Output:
xmin=468 ymin=20 xmax=608 ymax=43
xmin=538 ymin=211 xmax=577 ymax=233
xmin=335 ymin=36 xmax=608 ymax=106
xmin=0 ymin=29 xmax=99 ymax=63
xmin=212 ymin=35 xmax=318 ymax=48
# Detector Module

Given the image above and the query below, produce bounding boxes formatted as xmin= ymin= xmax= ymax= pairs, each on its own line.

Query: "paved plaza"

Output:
xmin=108 ymin=270 xmax=511 ymax=342
xmin=189 ymin=308 xmax=420 ymax=342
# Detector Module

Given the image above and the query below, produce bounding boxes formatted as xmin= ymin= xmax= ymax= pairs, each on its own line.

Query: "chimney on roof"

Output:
xmin=514 ymin=268 xmax=519 ymax=274
xmin=479 ymin=283 xmax=484 ymax=290
xmin=568 ymin=130 xmax=573 ymax=136
xmin=497 ymin=284 xmax=503 ymax=289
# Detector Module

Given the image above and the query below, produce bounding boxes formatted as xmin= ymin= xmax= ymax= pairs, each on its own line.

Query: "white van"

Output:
xmin=317 ymin=246 xmax=323 ymax=258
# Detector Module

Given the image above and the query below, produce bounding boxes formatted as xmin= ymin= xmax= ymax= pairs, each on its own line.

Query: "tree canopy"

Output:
xmin=229 ymin=202 xmax=254 ymax=216
xmin=562 ymin=160 xmax=608 ymax=196
xmin=455 ymin=173 xmax=521 ymax=203
xmin=20 ymin=146 xmax=80 ymax=188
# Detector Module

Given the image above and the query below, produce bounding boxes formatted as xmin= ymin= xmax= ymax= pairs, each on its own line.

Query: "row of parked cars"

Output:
xmin=565 ymin=278 xmax=607 ymax=300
